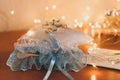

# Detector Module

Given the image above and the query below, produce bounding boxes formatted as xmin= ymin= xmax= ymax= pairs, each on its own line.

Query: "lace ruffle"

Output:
xmin=6 ymin=33 xmax=87 ymax=80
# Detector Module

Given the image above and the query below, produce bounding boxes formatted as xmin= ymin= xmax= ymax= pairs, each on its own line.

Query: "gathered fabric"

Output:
xmin=6 ymin=32 xmax=87 ymax=80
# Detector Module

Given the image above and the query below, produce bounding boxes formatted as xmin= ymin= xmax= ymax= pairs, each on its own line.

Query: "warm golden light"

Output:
xmin=45 ymin=6 xmax=49 ymax=11
xmin=103 ymin=23 xmax=106 ymax=28
xmin=117 ymin=0 xmax=120 ymax=2
xmin=79 ymin=22 xmax=83 ymax=28
xmin=115 ymin=11 xmax=120 ymax=16
xmin=91 ymin=29 xmax=95 ymax=37
xmin=84 ymin=15 xmax=90 ymax=21
xmin=33 ymin=19 xmax=41 ymax=23
xmin=74 ymin=21 xmax=83 ymax=28
xmin=92 ymin=63 xmax=97 ymax=68
xmin=61 ymin=16 xmax=66 ymax=20
xmin=0 ymin=0 xmax=119 ymax=32
xmin=91 ymin=74 xmax=96 ymax=80
xmin=74 ymin=24 xmax=77 ymax=28
xmin=111 ymin=61 xmax=115 ymax=65
xmin=90 ymin=42 xmax=94 ymax=45
xmin=91 ymin=25 xmax=95 ymax=29
xmin=74 ymin=19 xmax=78 ymax=23
xmin=114 ymin=29 xmax=118 ymax=33
xmin=89 ymin=22 xmax=92 ymax=26
xmin=26 ymin=30 xmax=34 ymax=36
xmin=86 ymin=6 xmax=91 ymax=11
xmin=95 ymin=22 xmax=101 ymax=28
xmin=52 ymin=4 xmax=57 ymax=10
xmin=90 ymin=42 xmax=97 ymax=48
xmin=10 ymin=10 xmax=15 ymax=15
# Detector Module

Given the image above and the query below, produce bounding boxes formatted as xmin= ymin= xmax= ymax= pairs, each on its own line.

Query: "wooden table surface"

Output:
xmin=0 ymin=30 xmax=120 ymax=80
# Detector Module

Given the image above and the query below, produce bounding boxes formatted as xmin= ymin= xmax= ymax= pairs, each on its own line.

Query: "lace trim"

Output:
xmin=14 ymin=38 xmax=39 ymax=48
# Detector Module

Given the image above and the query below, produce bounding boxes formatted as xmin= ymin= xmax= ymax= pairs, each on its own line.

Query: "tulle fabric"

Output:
xmin=6 ymin=29 xmax=89 ymax=80
xmin=7 ymin=32 xmax=87 ymax=71
xmin=6 ymin=38 xmax=41 ymax=71
xmin=25 ymin=28 xmax=92 ymax=48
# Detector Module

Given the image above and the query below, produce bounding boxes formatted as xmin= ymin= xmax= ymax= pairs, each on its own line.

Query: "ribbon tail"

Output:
xmin=43 ymin=58 xmax=55 ymax=80
xmin=57 ymin=64 xmax=74 ymax=80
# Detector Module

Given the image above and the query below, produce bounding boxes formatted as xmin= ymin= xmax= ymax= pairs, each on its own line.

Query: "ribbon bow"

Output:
xmin=39 ymin=33 xmax=74 ymax=80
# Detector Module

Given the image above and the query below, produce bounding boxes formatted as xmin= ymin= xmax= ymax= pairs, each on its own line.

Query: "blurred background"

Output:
xmin=0 ymin=0 xmax=120 ymax=31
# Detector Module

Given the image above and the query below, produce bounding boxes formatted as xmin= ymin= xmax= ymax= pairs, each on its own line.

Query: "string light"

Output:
xmin=112 ymin=11 xmax=116 ymax=16
xmin=52 ymin=4 xmax=57 ymax=10
xmin=86 ymin=6 xmax=91 ymax=11
xmin=78 ymin=22 xmax=83 ymax=28
xmin=91 ymin=25 xmax=95 ymax=29
xmin=10 ymin=10 xmax=15 ymax=15
xmin=117 ymin=0 xmax=120 ymax=2
xmin=74 ymin=19 xmax=78 ymax=23
xmin=45 ymin=6 xmax=49 ymax=11
xmin=74 ymin=22 xmax=83 ymax=28
xmin=91 ymin=74 xmax=96 ymax=80
xmin=61 ymin=16 xmax=65 ymax=19
xmin=103 ymin=23 xmax=106 ymax=28
xmin=116 ymin=11 xmax=120 ymax=16
xmin=111 ymin=61 xmax=115 ymax=65
xmin=95 ymin=22 xmax=101 ymax=28
xmin=84 ymin=15 xmax=90 ymax=21
xmin=114 ymin=29 xmax=118 ymax=33
xmin=74 ymin=24 xmax=77 ymax=28
xmin=33 ymin=19 xmax=41 ymax=23
xmin=89 ymin=22 xmax=92 ymax=26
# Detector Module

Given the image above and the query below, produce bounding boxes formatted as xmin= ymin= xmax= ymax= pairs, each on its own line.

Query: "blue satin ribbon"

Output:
xmin=42 ymin=33 xmax=74 ymax=80
xmin=43 ymin=58 xmax=55 ymax=80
